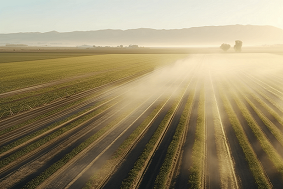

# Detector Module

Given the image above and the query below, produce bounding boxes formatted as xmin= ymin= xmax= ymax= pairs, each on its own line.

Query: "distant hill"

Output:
xmin=1 ymin=25 xmax=283 ymax=46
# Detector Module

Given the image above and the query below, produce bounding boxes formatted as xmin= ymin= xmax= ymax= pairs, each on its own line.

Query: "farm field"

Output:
xmin=1 ymin=52 xmax=283 ymax=189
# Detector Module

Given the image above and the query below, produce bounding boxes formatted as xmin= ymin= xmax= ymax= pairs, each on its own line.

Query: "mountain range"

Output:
xmin=1 ymin=25 xmax=283 ymax=47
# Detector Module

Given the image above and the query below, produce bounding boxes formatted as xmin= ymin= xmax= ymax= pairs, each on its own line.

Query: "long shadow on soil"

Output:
xmin=204 ymin=81 xmax=221 ymax=188
xmin=173 ymin=85 xmax=200 ymax=189
xmin=227 ymin=93 xmax=283 ymax=188
xmin=100 ymin=100 xmax=175 ymax=189
xmin=213 ymin=82 xmax=257 ymax=189
xmin=138 ymin=82 xmax=193 ymax=189
xmin=9 ymin=105 xmax=121 ymax=189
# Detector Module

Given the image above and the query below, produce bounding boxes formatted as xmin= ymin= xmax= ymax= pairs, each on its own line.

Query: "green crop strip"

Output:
xmin=83 ymin=98 xmax=168 ymax=189
xmin=0 ymin=54 xmax=186 ymax=119
xmin=218 ymin=84 xmax=271 ymax=188
xmin=210 ymin=84 xmax=238 ymax=188
xmin=0 ymin=98 xmax=121 ymax=169
xmin=121 ymin=87 xmax=187 ymax=189
xmin=23 ymin=100 xmax=142 ymax=189
xmin=0 ymin=90 xmax=106 ymax=136
xmin=0 ymin=69 xmax=147 ymax=119
xmin=0 ymin=54 xmax=185 ymax=93
xmin=228 ymin=84 xmax=283 ymax=179
xmin=247 ymin=74 xmax=283 ymax=102
xmin=251 ymin=85 xmax=283 ymax=114
xmin=231 ymin=80 xmax=283 ymax=148
xmin=256 ymin=74 xmax=283 ymax=94
xmin=0 ymin=52 xmax=95 ymax=63
xmin=188 ymin=87 xmax=205 ymax=189
xmin=244 ymin=97 xmax=283 ymax=146
xmin=244 ymin=87 xmax=283 ymax=128
xmin=154 ymin=87 xmax=195 ymax=189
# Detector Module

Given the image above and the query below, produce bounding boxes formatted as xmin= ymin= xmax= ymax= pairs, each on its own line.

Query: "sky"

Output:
xmin=0 ymin=0 xmax=282 ymax=33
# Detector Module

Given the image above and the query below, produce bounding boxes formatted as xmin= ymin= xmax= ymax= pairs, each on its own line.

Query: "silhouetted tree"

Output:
xmin=234 ymin=40 xmax=242 ymax=52
xmin=220 ymin=43 xmax=231 ymax=51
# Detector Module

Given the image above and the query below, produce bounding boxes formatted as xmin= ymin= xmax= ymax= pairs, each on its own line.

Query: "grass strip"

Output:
xmin=218 ymin=85 xmax=271 ymax=188
xmin=0 ymin=98 xmax=120 ymax=168
xmin=154 ymin=87 xmax=195 ymax=188
xmin=83 ymin=98 xmax=168 ymax=189
xmin=120 ymin=87 xmax=186 ymax=189
xmin=188 ymin=87 xmax=205 ymax=188
xmin=23 ymin=101 xmax=141 ymax=189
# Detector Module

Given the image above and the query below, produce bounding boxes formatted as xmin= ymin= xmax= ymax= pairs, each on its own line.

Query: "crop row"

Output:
xmin=120 ymin=79 xmax=191 ymax=189
xmin=28 ymin=92 xmax=155 ymax=187
xmin=217 ymin=84 xmax=271 ymax=188
xmin=231 ymin=79 xmax=283 ymax=146
xmin=154 ymin=83 xmax=196 ymax=188
xmin=0 ymin=67 xmax=150 ymax=119
xmin=188 ymin=87 xmax=205 ymax=188
xmin=244 ymin=79 xmax=283 ymax=115
xmin=1 ymin=54 xmax=186 ymax=93
xmin=229 ymin=84 xmax=283 ymax=177
xmin=0 ymin=94 xmax=120 ymax=155
xmin=0 ymin=52 xmax=96 ymax=64
xmin=0 ymin=67 xmax=149 ymax=137
xmin=210 ymin=75 xmax=238 ymax=189
xmin=83 ymin=97 xmax=169 ymax=189
xmin=0 ymin=98 xmax=122 ymax=171
xmin=251 ymin=73 xmax=283 ymax=94
xmin=0 ymin=88 xmax=108 ymax=136
xmin=243 ymin=73 xmax=283 ymax=102
xmin=238 ymin=79 xmax=283 ymax=129
xmin=225 ymin=79 xmax=283 ymax=178
xmin=23 ymin=98 xmax=146 ymax=189
xmin=0 ymin=101 xmax=121 ymax=173
xmin=1 ymin=54 xmax=179 ymax=119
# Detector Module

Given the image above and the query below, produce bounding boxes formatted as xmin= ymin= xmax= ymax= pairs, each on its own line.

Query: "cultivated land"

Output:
xmin=0 ymin=52 xmax=283 ymax=189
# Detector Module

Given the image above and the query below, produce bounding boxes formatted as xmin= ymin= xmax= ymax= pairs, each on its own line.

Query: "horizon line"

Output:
xmin=0 ymin=24 xmax=280 ymax=35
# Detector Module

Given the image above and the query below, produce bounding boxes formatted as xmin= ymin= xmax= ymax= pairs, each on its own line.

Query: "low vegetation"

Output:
xmin=24 ymin=100 xmax=144 ymax=189
xmin=1 ymin=52 xmax=283 ymax=188
xmin=218 ymin=85 xmax=271 ymax=188
xmin=188 ymin=87 xmax=206 ymax=188
xmin=84 ymin=98 xmax=168 ymax=188
xmin=121 ymin=84 xmax=188 ymax=189
xmin=154 ymin=86 xmax=195 ymax=188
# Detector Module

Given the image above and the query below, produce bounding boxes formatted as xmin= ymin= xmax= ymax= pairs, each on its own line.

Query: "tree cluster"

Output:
xmin=220 ymin=40 xmax=243 ymax=52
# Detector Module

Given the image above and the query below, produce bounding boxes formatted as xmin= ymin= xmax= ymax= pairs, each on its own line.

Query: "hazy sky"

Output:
xmin=0 ymin=0 xmax=282 ymax=33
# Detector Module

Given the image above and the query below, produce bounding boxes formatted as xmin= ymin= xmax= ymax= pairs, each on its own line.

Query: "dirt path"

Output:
xmin=204 ymin=77 xmax=221 ymax=188
xmin=173 ymin=83 xmax=200 ymax=189
xmin=137 ymin=76 xmax=196 ymax=189
xmin=213 ymin=78 xmax=257 ymax=188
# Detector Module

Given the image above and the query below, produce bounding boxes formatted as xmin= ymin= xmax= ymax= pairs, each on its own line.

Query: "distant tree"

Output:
xmin=220 ymin=43 xmax=231 ymax=51
xmin=234 ymin=40 xmax=242 ymax=52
